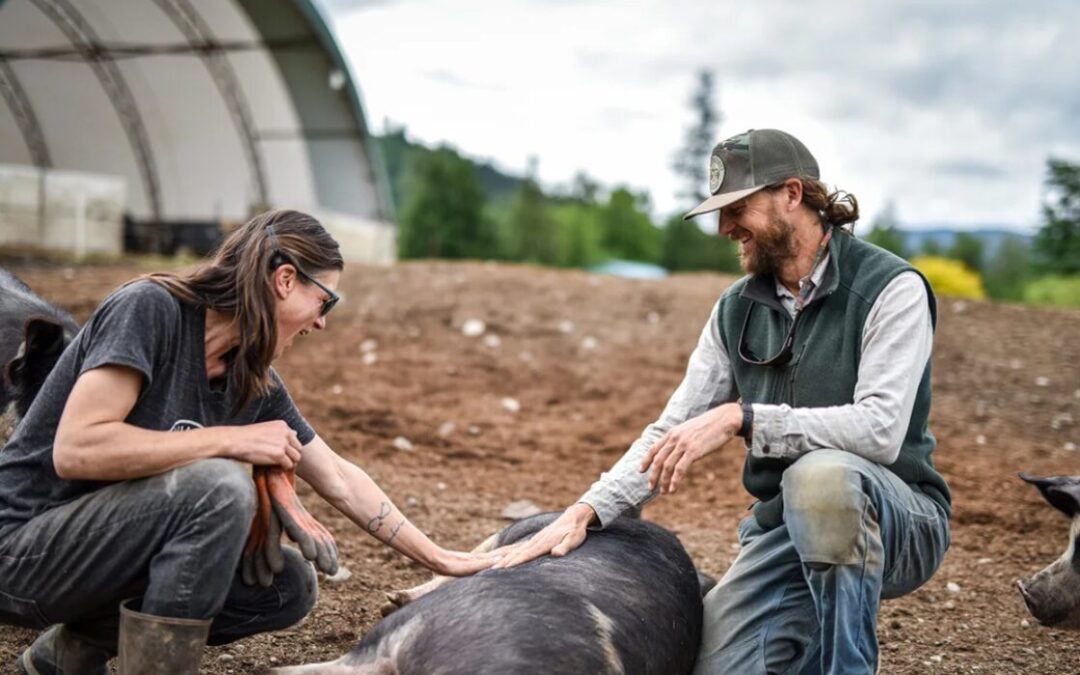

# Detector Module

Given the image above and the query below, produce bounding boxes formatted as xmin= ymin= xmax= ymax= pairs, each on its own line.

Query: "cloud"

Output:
xmin=328 ymin=0 xmax=1080 ymax=227
xmin=424 ymin=69 xmax=506 ymax=92
xmin=317 ymin=0 xmax=397 ymax=13
xmin=934 ymin=160 xmax=1008 ymax=180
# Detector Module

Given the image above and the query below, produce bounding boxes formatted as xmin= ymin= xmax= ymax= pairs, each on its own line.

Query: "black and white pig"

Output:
xmin=272 ymin=513 xmax=710 ymax=675
xmin=0 ymin=267 xmax=79 ymax=422
xmin=1017 ymin=473 xmax=1080 ymax=629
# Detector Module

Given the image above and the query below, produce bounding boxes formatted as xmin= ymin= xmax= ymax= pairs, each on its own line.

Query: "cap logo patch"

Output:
xmin=709 ymin=154 xmax=725 ymax=194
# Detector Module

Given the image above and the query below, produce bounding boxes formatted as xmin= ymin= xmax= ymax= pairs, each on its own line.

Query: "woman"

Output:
xmin=0 ymin=210 xmax=498 ymax=674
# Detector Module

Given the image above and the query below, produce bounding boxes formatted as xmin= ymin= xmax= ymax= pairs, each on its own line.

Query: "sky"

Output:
xmin=321 ymin=0 xmax=1080 ymax=231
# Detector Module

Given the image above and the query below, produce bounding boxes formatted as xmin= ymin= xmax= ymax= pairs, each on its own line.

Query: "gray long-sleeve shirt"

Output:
xmin=579 ymin=261 xmax=933 ymax=528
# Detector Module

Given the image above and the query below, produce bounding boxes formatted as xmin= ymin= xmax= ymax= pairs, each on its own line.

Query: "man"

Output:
xmin=497 ymin=129 xmax=951 ymax=674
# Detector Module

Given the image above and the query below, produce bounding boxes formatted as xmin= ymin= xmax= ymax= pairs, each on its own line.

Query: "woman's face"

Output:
xmin=273 ymin=267 xmax=342 ymax=358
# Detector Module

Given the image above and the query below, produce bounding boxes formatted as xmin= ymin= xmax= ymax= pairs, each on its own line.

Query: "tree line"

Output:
xmin=380 ymin=71 xmax=739 ymax=274
xmin=863 ymin=158 xmax=1080 ymax=306
xmin=379 ymin=70 xmax=1079 ymax=307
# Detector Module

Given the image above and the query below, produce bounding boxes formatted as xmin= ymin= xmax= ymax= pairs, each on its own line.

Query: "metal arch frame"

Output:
xmin=290 ymin=0 xmax=397 ymax=223
xmin=0 ymin=0 xmax=395 ymax=224
xmin=152 ymin=0 xmax=270 ymax=211
xmin=27 ymin=0 xmax=163 ymax=220
xmin=0 ymin=58 xmax=51 ymax=168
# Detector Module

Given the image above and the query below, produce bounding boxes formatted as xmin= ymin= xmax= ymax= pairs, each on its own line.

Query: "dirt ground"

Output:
xmin=1 ymin=258 xmax=1079 ymax=674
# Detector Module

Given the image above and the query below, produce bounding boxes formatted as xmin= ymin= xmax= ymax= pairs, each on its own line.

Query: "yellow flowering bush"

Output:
xmin=910 ymin=256 xmax=987 ymax=299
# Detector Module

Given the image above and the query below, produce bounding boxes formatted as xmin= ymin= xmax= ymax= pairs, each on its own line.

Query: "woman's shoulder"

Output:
xmin=94 ymin=278 xmax=185 ymax=322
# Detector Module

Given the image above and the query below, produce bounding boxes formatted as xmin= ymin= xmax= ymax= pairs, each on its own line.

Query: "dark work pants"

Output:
xmin=0 ymin=458 xmax=318 ymax=653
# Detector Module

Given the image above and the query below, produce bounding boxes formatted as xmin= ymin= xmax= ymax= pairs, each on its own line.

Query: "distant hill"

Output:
xmin=374 ymin=129 xmax=523 ymax=210
xmin=893 ymin=227 xmax=1033 ymax=258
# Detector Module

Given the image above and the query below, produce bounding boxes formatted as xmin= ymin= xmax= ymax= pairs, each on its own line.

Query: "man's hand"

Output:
xmin=640 ymin=402 xmax=742 ymax=494
xmin=492 ymin=503 xmax=597 ymax=569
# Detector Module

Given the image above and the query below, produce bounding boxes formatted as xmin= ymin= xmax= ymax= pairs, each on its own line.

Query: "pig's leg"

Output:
xmin=270 ymin=659 xmax=395 ymax=674
xmin=273 ymin=615 xmax=424 ymax=674
xmin=270 ymin=660 xmax=395 ymax=675
xmin=380 ymin=532 xmax=500 ymax=615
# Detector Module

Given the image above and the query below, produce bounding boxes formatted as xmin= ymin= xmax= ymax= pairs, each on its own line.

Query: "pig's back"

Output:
xmin=348 ymin=515 xmax=703 ymax=675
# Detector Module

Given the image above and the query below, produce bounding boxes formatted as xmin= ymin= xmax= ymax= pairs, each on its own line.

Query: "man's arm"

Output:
xmin=296 ymin=435 xmax=499 ymax=577
xmin=746 ymin=271 xmax=933 ymax=464
xmin=578 ymin=299 xmax=737 ymax=527
xmin=495 ymin=300 xmax=736 ymax=568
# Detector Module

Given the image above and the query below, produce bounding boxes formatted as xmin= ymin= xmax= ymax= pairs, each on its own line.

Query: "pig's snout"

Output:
xmin=1016 ymin=578 xmax=1037 ymax=615
xmin=1016 ymin=574 xmax=1069 ymax=627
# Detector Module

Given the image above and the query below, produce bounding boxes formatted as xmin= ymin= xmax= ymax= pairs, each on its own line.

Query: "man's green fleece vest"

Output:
xmin=717 ymin=232 xmax=952 ymax=530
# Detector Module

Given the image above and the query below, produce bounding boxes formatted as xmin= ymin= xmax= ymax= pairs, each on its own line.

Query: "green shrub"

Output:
xmin=910 ymin=256 xmax=987 ymax=299
xmin=1023 ymin=276 xmax=1080 ymax=308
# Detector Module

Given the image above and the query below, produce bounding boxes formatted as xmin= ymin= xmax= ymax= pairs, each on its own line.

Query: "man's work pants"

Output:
xmin=694 ymin=449 xmax=950 ymax=675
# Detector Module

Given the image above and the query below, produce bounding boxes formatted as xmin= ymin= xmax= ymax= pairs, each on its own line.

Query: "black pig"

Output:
xmin=1017 ymin=473 xmax=1080 ymax=629
xmin=272 ymin=513 xmax=707 ymax=675
xmin=0 ymin=267 xmax=79 ymax=422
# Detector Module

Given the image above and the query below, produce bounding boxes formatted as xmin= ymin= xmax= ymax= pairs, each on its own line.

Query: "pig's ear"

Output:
xmin=6 ymin=318 xmax=66 ymax=385
xmin=23 ymin=317 xmax=67 ymax=355
xmin=1019 ymin=473 xmax=1080 ymax=518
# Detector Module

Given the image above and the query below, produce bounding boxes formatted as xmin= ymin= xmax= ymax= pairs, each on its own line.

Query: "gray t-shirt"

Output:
xmin=0 ymin=280 xmax=314 ymax=536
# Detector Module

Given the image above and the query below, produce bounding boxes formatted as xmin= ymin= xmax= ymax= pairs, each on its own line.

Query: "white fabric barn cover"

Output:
xmin=0 ymin=0 xmax=395 ymax=261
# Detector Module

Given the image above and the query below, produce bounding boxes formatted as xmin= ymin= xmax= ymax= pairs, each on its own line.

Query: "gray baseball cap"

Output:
xmin=683 ymin=128 xmax=819 ymax=220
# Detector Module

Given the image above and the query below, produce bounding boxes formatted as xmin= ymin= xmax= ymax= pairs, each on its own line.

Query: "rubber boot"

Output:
xmin=117 ymin=598 xmax=211 ymax=675
xmin=17 ymin=625 xmax=110 ymax=675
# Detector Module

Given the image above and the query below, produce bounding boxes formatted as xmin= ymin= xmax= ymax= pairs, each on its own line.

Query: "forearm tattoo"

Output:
xmin=367 ymin=501 xmax=392 ymax=534
xmin=387 ymin=519 xmax=405 ymax=545
xmin=367 ymin=501 xmax=406 ymax=545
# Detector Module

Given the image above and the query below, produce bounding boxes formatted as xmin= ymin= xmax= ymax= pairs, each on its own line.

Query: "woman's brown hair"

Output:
xmin=141 ymin=209 xmax=343 ymax=414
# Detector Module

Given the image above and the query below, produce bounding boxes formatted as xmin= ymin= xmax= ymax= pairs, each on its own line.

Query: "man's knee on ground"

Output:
xmin=782 ymin=451 xmax=873 ymax=566
xmin=168 ymin=459 xmax=256 ymax=525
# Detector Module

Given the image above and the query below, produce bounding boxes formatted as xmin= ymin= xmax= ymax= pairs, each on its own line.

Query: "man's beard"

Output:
xmin=740 ymin=213 xmax=795 ymax=277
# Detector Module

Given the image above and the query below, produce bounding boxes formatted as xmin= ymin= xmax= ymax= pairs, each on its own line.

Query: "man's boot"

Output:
xmin=117 ymin=599 xmax=211 ymax=675
xmin=17 ymin=625 xmax=110 ymax=675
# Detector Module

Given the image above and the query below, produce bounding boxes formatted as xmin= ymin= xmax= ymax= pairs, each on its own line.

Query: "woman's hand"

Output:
xmin=640 ymin=402 xmax=742 ymax=494
xmin=430 ymin=548 xmax=505 ymax=577
xmin=221 ymin=421 xmax=304 ymax=469
xmin=492 ymin=503 xmax=596 ymax=569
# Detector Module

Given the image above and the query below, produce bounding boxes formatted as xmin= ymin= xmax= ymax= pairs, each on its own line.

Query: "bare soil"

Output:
xmin=1 ymin=259 xmax=1079 ymax=674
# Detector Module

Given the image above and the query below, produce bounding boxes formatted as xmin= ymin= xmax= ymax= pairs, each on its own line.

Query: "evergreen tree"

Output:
xmin=984 ymin=236 xmax=1031 ymax=301
xmin=552 ymin=202 xmax=605 ymax=268
xmin=507 ymin=172 xmax=561 ymax=265
xmin=921 ymin=239 xmax=943 ymax=256
xmin=375 ymin=124 xmax=420 ymax=210
xmin=947 ymin=232 xmax=985 ymax=273
xmin=1035 ymin=158 xmax=1080 ymax=275
xmin=661 ymin=214 xmax=740 ymax=273
xmin=662 ymin=69 xmax=739 ymax=273
xmin=863 ymin=201 xmax=907 ymax=258
xmin=671 ymin=70 xmax=720 ymax=206
xmin=598 ymin=188 xmax=662 ymax=263
xmin=398 ymin=146 xmax=494 ymax=259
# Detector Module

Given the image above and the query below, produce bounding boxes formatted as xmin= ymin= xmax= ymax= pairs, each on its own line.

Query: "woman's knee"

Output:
xmin=270 ymin=548 xmax=319 ymax=629
xmin=166 ymin=459 xmax=256 ymax=523
xmin=781 ymin=451 xmax=873 ymax=565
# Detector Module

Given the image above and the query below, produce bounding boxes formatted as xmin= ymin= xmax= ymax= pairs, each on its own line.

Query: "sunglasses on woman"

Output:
xmin=266 ymin=225 xmax=340 ymax=317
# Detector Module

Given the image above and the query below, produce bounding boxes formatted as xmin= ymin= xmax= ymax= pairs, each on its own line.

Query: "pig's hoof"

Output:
xmin=380 ymin=590 xmax=412 ymax=617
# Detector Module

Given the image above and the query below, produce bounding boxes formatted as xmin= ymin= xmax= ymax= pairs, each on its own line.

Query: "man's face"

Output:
xmin=718 ymin=189 xmax=795 ymax=276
